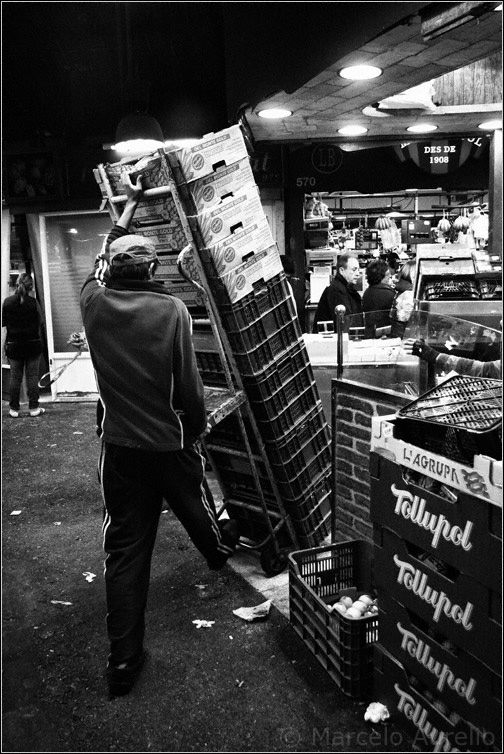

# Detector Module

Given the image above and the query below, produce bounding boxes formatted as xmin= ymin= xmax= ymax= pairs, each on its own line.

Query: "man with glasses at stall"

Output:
xmin=312 ymin=252 xmax=363 ymax=333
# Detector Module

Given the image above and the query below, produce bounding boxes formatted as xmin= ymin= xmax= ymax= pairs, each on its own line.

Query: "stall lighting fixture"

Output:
xmin=113 ymin=112 xmax=165 ymax=154
xmin=338 ymin=125 xmax=368 ymax=136
xmin=257 ymin=108 xmax=292 ymax=119
xmin=478 ymin=119 xmax=502 ymax=130
xmin=407 ymin=124 xmax=438 ymax=133
xmin=339 ymin=65 xmax=382 ymax=80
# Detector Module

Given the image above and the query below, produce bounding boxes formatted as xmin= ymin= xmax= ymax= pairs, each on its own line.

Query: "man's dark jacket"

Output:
xmin=312 ymin=272 xmax=362 ymax=332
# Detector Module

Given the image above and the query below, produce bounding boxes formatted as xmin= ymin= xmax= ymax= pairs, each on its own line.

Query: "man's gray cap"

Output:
xmin=109 ymin=235 xmax=158 ymax=265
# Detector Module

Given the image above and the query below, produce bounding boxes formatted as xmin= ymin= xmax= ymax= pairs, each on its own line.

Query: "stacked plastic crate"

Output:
xmin=369 ymin=376 xmax=502 ymax=752
xmin=165 ymin=125 xmax=332 ymax=549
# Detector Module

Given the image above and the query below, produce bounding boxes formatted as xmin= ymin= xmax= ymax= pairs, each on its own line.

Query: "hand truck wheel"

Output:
xmin=260 ymin=544 xmax=288 ymax=577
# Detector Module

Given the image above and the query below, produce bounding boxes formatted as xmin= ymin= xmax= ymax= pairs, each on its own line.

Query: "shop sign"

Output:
xmin=250 ymin=146 xmax=283 ymax=187
xmin=288 ymin=144 xmax=343 ymax=190
xmin=394 ymin=137 xmax=487 ymax=174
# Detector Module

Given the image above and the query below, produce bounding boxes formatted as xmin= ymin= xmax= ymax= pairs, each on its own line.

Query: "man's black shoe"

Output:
xmin=206 ymin=519 xmax=241 ymax=570
xmin=107 ymin=651 xmax=146 ymax=699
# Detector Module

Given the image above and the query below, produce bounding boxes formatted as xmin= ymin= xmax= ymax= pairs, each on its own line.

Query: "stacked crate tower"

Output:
xmin=369 ymin=375 xmax=502 ymax=752
xmin=95 ymin=124 xmax=332 ymax=551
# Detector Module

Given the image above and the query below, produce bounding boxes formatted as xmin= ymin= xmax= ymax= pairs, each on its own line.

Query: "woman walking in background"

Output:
xmin=2 ymin=273 xmax=45 ymax=417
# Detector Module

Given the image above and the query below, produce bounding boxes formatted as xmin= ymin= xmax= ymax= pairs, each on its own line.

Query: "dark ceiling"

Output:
xmin=2 ymin=1 xmax=430 ymax=148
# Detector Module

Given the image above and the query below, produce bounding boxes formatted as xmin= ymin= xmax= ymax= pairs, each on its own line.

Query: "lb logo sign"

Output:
xmin=289 ymin=144 xmax=343 ymax=190
xmin=394 ymin=138 xmax=487 ymax=174
xmin=311 ymin=144 xmax=343 ymax=175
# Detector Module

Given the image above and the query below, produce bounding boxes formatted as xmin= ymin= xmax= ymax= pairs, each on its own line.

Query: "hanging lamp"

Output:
xmin=114 ymin=111 xmax=165 ymax=153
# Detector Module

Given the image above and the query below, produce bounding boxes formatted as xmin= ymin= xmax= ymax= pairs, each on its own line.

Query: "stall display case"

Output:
xmin=414 ymin=244 xmax=502 ymax=330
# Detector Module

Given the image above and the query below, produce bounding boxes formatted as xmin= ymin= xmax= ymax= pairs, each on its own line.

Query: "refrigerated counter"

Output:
xmin=413 ymin=244 xmax=502 ymax=329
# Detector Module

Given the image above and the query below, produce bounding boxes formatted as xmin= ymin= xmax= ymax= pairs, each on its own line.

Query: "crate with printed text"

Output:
xmin=188 ymin=185 xmax=266 ymax=248
xmin=370 ymin=415 xmax=502 ymax=507
xmin=373 ymin=646 xmax=499 ymax=752
xmin=370 ymin=452 xmax=502 ymax=590
xmin=372 ymin=524 xmax=502 ymax=672
xmin=375 ymin=594 xmax=502 ymax=743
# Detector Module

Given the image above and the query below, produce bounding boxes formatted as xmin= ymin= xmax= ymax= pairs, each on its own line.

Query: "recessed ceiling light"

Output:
xmin=407 ymin=124 xmax=438 ymax=133
xmin=338 ymin=125 xmax=368 ymax=136
xmin=339 ymin=65 xmax=382 ymax=80
xmin=478 ymin=119 xmax=502 ymax=130
xmin=257 ymin=108 xmax=292 ymax=119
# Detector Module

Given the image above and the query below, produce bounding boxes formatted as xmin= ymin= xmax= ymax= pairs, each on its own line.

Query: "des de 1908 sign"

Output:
xmin=395 ymin=138 xmax=487 ymax=175
xmin=288 ymin=144 xmax=343 ymax=190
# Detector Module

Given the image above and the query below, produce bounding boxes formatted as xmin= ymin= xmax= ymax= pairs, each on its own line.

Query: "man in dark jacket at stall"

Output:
xmin=80 ymin=172 xmax=239 ymax=699
xmin=312 ymin=252 xmax=363 ymax=332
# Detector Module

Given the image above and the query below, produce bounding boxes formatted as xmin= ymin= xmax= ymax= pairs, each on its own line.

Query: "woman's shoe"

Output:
xmin=9 ymin=409 xmax=19 ymax=418
xmin=29 ymin=407 xmax=45 ymax=417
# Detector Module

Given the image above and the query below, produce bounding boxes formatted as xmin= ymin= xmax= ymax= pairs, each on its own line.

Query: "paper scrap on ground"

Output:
xmin=232 ymin=599 xmax=272 ymax=622
xmin=83 ymin=572 xmax=96 ymax=582
xmin=364 ymin=702 xmax=390 ymax=723
xmin=192 ymin=619 xmax=215 ymax=628
xmin=50 ymin=600 xmax=73 ymax=606
xmin=10 ymin=510 xmax=22 ymax=516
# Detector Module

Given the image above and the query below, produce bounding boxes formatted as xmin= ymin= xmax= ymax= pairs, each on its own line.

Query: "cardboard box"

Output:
xmin=167 ymin=125 xmax=249 ymax=183
xmin=371 ymin=415 xmax=502 ymax=506
xmin=188 ymin=186 xmax=266 ymax=248
xmin=208 ymin=245 xmax=283 ymax=305
xmin=373 ymin=524 xmax=502 ymax=671
xmin=373 ymin=646 xmax=497 ymax=752
xmin=130 ymin=196 xmax=180 ymax=226
xmin=370 ymin=452 xmax=502 ymax=590
xmin=155 ymin=251 xmax=183 ymax=281
xmin=200 ymin=218 xmax=275 ymax=276
xmin=179 ymin=157 xmax=256 ymax=214
xmin=135 ymin=223 xmax=187 ymax=254
xmin=376 ymin=595 xmax=502 ymax=739
xmin=99 ymin=152 xmax=172 ymax=195
xmin=162 ymin=280 xmax=206 ymax=308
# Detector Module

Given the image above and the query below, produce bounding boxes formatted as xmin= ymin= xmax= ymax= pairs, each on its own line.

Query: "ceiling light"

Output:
xmin=338 ymin=125 xmax=368 ymax=136
xmin=478 ymin=119 xmax=502 ymax=130
xmin=406 ymin=124 xmax=438 ymax=133
xmin=257 ymin=108 xmax=292 ymax=119
xmin=339 ymin=65 xmax=382 ymax=80
xmin=113 ymin=112 xmax=165 ymax=154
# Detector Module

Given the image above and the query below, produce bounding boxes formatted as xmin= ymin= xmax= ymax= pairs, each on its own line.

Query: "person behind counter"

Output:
xmin=362 ymin=259 xmax=395 ymax=337
xmin=312 ymin=253 xmax=362 ymax=333
xmin=403 ymin=338 xmax=501 ymax=378
xmin=390 ymin=259 xmax=416 ymax=338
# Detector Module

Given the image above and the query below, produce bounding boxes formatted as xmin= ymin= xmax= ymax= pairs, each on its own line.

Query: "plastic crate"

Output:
xmin=253 ymin=381 xmax=323 ymax=443
xmin=395 ymin=375 xmax=502 ymax=464
xmin=264 ymin=405 xmax=328 ymax=464
xmin=288 ymin=540 xmax=378 ymax=699
xmin=377 ymin=595 xmax=502 ymax=740
xmin=273 ymin=439 xmax=331 ymax=500
xmin=374 ymin=647 xmax=499 ymax=752
xmin=218 ymin=273 xmax=294 ymax=329
xmin=206 ymin=412 xmax=259 ymax=453
xmin=282 ymin=471 xmax=332 ymax=519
